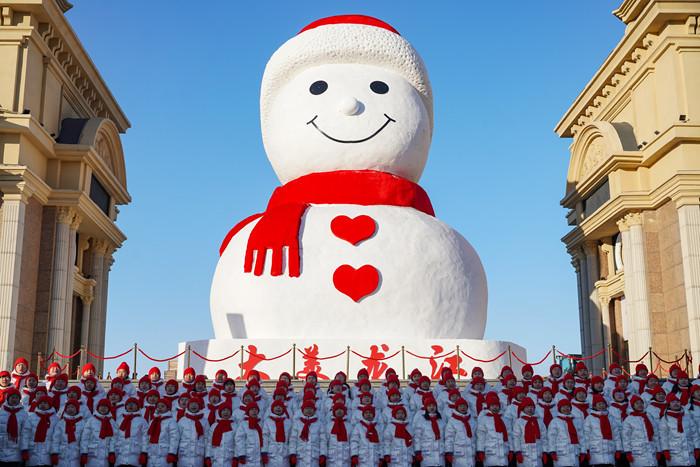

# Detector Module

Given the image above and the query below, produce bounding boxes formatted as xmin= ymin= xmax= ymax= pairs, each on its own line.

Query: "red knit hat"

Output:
xmin=301 ymin=400 xmax=316 ymax=412
xmin=332 ymin=402 xmax=347 ymax=414
xmin=521 ymin=364 xmax=534 ymax=375
xmin=635 ymin=363 xmax=648 ymax=373
xmin=485 ymin=391 xmax=500 ymax=407
xmin=409 ymin=368 xmax=422 ymax=379
xmin=183 ymin=367 xmax=196 ymax=378
xmin=574 ymin=362 xmax=587 ymax=372
xmin=81 ymin=363 xmax=96 ymax=374
xmin=215 ymin=369 xmax=227 ymax=379
xmin=116 ymin=362 xmax=130 ymax=374
xmin=592 ymin=394 xmax=607 ymax=407
xmin=520 ymin=396 xmax=534 ymax=409
xmin=245 ymin=402 xmax=259 ymax=414
xmin=556 ymin=398 xmax=571 ymax=411
xmin=471 ymin=376 xmax=486 ymax=386
xmin=64 ymin=399 xmax=80 ymax=411
xmin=630 ymin=395 xmax=644 ymax=410
xmin=361 ymin=405 xmax=376 ymax=416
xmin=208 ymin=388 xmax=221 ymax=399
xmin=270 ymin=399 xmax=286 ymax=413
xmin=391 ymin=404 xmax=407 ymax=417
xmin=138 ymin=375 xmax=151 ymax=385
xmin=455 ymin=397 xmax=469 ymax=410
xmin=591 ymin=376 xmax=604 ymax=385
xmin=421 ymin=393 xmax=437 ymax=408
xmin=538 ymin=387 xmax=552 ymax=399
xmin=97 ymin=399 xmax=113 ymax=411
xmin=609 ymin=363 xmax=621 ymax=372
xmin=188 ymin=397 xmax=204 ymax=410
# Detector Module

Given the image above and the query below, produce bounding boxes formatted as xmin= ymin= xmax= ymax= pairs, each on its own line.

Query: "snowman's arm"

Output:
xmin=219 ymin=213 xmax=263 ymax=256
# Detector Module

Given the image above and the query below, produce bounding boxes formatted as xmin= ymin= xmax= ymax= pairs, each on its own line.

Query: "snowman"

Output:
xmin=210 ymin=15 xmax=487 ymax=341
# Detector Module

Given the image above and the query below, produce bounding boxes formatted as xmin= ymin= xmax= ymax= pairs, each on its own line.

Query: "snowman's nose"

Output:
xmin=337 ymin=97 xmax=363 ymax=116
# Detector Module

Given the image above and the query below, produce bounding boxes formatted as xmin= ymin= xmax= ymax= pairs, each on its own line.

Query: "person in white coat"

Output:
xmin=512 ymin=397 xmax=547 ymax=467
xmin=235 ymin=402 xmax=264 ymax=467
xmin=177 ymin=396 xmax=209 ymax=467
xmin=50 ymin=399 xmax=86 ymax=467
xmin=412 ymin=394 xmax=445 ymax=467
xmin=0 ymin=387 xmax=28 ymax=464
xmin=262 ymin=400 xmax=291 ymax=467
xmin=547 ymin=399 xmax=583 ymax=467
xmin=144 ymin=398 xmax=179 ymax=467
xmin=622 ymin=395 xmax=659 ymax=467
xmin=289 ymin=400 xmax=324 ymax=467
xmin=350 ymin=405 xmax=383 ymax=467
xmin=477 ymin=392 xmax=511 ymax=467
xmin=80 ymin=399 xmax=117 ymax=467
xmin=323 ymin=403 xmax=351 ymax=467
xmin=206 ymin=404 xmax=235 ymax=467
xmin=382 ymin=405 xmax=413 ymax=467
xmin=20 ymin=395 xmax=57 ymax=466
xmin=583 ymin=395 xmax=622 ymax=467
xmin=658 ymin=393 xmax=699 ymax=467
xmin=444 ymin=397 xmax=476 ymax=467
xmin=115 ymin=397 xmax=149 ymax=467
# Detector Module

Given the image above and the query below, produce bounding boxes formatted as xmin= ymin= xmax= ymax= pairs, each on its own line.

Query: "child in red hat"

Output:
xmin=582 ymin=394 xmax=622 ymax=466
xmin=205 ymin=404 xmax=234 ymax=467
xmin=444 ymin=397 xmax=475 ymax=467
xmin=622 ymin=395 xmax=659 ymax=467
xmin=262 ymin=399 xmax=291 ymax=467
xmin=79 ymin=399 xmax=117 ymax=467
xmin=350 ymin=405 xmax=383 ymax=467
xmin=0 ymin=387 xmax=27 ymax=464
xmin=324 ymin=402 xmax=352 ymax=467
xmin=115 ymin=363 xmax=135 ymax=397
xmin=11 ymin=358 xmax=31 ymax=390
xmin=176 ymin=396 xmax=208 ymax=467
xmin=143 ymin=398 xmax=179 ymax=467
xmin=114 ymin=397 xmax=147 ymax=466
xmin=512 ymin=397 xmax=547 ymax=467
xmin=476 ymin=391 xmax=511 ymax=467
xmin=289 ymin=400 xmax=323 ymax=467
xmin=547 ymin=399 xmax=584 ymax=467
xmin=412 ymin=394 xmax=445 ymax=467
xmin=50 ymin=399 xmax=86 ymax=467
xmin=20 ymin=395 xmax=57 ymax=466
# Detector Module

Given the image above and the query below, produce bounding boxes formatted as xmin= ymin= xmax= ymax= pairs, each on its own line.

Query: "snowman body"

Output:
xmin=210 ymin=203 xmax=487 ymax=340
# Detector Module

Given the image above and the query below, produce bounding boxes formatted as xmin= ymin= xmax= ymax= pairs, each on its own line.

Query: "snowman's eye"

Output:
xmin=309 ymin=81 xmax=328 ymax=95
xmin=370 ymin=81 xmax=389 ymax=94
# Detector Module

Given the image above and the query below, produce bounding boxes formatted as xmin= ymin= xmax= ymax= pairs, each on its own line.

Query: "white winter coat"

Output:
xmin=234 ymin=418 xmax=264 ymax=466
xmin=444 ymin=414 xmax=476 ymax=467
xmin=144 ymin=415 xmax=179 ymax=467
xmin=262 ymin=415 xmax=291 ymax=467
xmin=512 ymin=415 xmax=547 ymax=467
xmin=476 ymin=411 xmax=510 ymax=467
xmin=80 ymin=414 xmax=117 ymax=467
xmin=622 ymin=413 xmax=660 ymax=467
xmin=382 ymin=419 xmax=413 ymax=467
xmin=289 ymin=417 xmax=324 ymax=467
xmin=205 ymin=419 xmax=235 ymax=467
xmin=583 ymin=410 xmax=622 ymax=465
xmin=547 ymin=415 xmax=582 ymax=467
xmin=412 ymin=413 xmax=445 ymax=467
xmin=115 ymin=413 xmax=148 ymax=467
xmin=659 ymin=410 xmax=699 ymax=467
xmin=322 ymin=418 xmax=351 ymax=467
xmin=20 ymin=408 xmax=57 ymax=466
xmin=350 ymin=420 xmax=383 ymax=467
xmin=176 ymin=412 xmax=209 ymax=467
xmin=51 ymin=413 xmax=86 ymax=467
xmin=0 ymin=404 xmax=28 ymax=462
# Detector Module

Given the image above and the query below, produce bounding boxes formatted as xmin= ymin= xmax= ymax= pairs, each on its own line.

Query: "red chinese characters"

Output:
xmin=296 ymin=344 xmax=329 ymax=380
xmin=238 ymin=345 xmax=270 ymax=380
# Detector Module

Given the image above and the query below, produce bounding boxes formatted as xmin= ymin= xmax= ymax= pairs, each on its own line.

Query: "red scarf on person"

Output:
xmin=426 ymin=414 xmax=441 ymax=440
xmin=452 ymin=413 xmax=473 ymax=438
xmin=299 ymin=417 xmax=317 ymax=442
xmin=22 ymin=388 xmax=36 ymax=406
xmin=143 ymin=404 xmax=156 ymax=423
xmin=633 ymin=376 xmax=647 ymax=394
xmin=82 ymin=390 xmax=99 ymax=413
xmin=591 ymin=412 xmax=613 ymax=440
xmin=392 ymin=421 xmax=413 ymax=447
xmin=522 ymin=415 xmax=541 ymax=443
xmin=666 ymin=410 xmax=685 ymax=433
xmin=120 ymin=413 xmax=139 ymax=438
xmin=677 ymin=387 xmax=691 ymax=406
xmin=176 ymin=408 xmax=185 ymax=421
xmin=558 ymin=416 xmax=579 ymax=444
xmin=221 ymin=392 xmax=237 ymax=406
xmin=64 ymin=415 xmax=82 ymax=443
xmin=34 ymin=410 xmax=53 ymax=442
xmin=572 ymin=401 xmax=589 ymax=418
xmin=185 ymin=412 xmax=205 ymax=438
xmin=220 ymin=170 xmax=436 ymax=277
xmin=111 ymin=403 xmax=123 ymax=420
xmin=651 ymin=401 xmax=667 ymax=418
xmin=470 ymin=391 xmax=486 ymax=415
xmin=207 ymin=403 xmax=220 ymax=425
xmin=611 ymin=402 xmax=628 ymax=420
xmin=538 ymin=402 xmax=554 ymax=427
xmin=330 ymin=417 xmax=347 ymax=442
xmin=246 ymin=417 xmax=263 ymax=447
xmin=631 ymin=411 xmax=654 ymax=441
xmin=50 ymin=389 xmax=66 ymax=411
xmin=548 ymin=377 xmax=561 ymax=394
xmin=4 ymin=406 xmax=21 ymax=441
xmin=271 ymin=416 xmax=287 ymax=443
xmin=486 ymin=411 xmax=508 ymax=441
xmin=362 ymin=421 xmax=379 ymax=443
xmin=95 ymin=414 xmax=113 ymax=439
xmin=11 ymin=371 xmax=29 ymax=389
xmin=211 ymin=419 xmax=233 ymax=447
xmin=148 ymin=415 xmax=170 ymax=444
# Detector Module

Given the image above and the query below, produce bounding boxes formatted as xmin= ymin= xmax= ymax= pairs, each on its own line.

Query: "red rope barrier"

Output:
xmin=460 ymin=349 xmax=507 ymax=363
xmin=85 ymin=348 xmax=133 ymax=360
xmin=556 ymin=348 xmax=606 ymax=361
xmin=511 ymin=350 xmax=552 ymax=366
xmin=191 ymin=349 xmax=240 ymax=362
xmin=652 ymin=351 xmax=686 ymax=365
xmin=405 ymin=349 xmax=456 ymax=360
xmin=54 ymin=349 xmax=81 ymax=359
xmin=351 ymin=350 xmax=401 ymax=360
xmin=297 ymin=348 xmax=346 ymax=361
xmin=138 ymin=348 xmax=186 ymax=362
xmin=611 ymin=349 xmax=650 ymax=364
xmin=245 ymin=348 xmax=292 ymax=361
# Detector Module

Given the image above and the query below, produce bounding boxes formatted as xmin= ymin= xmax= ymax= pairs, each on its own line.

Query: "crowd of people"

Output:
xmin=0 ymin=357 xmax=699 ymax=467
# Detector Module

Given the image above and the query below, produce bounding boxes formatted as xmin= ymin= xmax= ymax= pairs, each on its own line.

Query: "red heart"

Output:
xmin=330 ymin=215 xmax=376 ymax=245
xmin=333 ymin=265 xmax=380 ymax=302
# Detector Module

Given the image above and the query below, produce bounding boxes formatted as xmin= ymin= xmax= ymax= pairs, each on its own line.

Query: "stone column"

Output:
xmin=87 ymin=239 xmax=107 ymax=367
xmin=46 ymin=207 xmax=76 ymax=356
xmin=61 ymin=214 xmax=81 ymax=354
xmin=573 ymin=252 xmax=592 ymax=357
xmin=0 ymin=191 xmax=29 ymax=369
xmin=80 ymin=295 xmax=93 ymax=349
xmin=583 ymin=240 xmax=605 ymax=372
xmin=97 ymin=249 xmax=114 ymax=374
xmin=617 ymin=212 xmax=652 ymax=361
xmin=677 ymin=202 xmax=700 ymax=364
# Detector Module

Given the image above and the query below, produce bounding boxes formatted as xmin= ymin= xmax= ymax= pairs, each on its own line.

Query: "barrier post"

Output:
xmin=240 ymin=346 xmax=245 ymax=379
xmin=648 ymin=347 xmax=653 ymax=373
xmin=608 ymin=343 xmax=613 ymax=365
xmin=185 ymin=345 xmax=191 ymax=369
xmin=456 ymin=345 xmax=461 ymax=380
xmin=507 ymin=345 xmax=512 ymax=368
xmin=51 ymin=348 xmax=56 ymax=363
xmin=685 ymin=349 xmax=690 ymax=373
xmin=345 ymin=346 xmax=350 ymax=377
xmin=401 ymin=346 xmax=406 ymax=379
xmin=79 ymin=345 xmax=86 ymax=372
xmin=132 ymin=343 xmax=138 ymax=379
xmin=292 ymin=344 xmax=297 ymax=378
xmin=36 ymin=352 xmax=43 ymax=375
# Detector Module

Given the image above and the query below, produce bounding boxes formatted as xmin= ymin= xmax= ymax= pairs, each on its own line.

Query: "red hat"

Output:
xmin=125 ymin=397 xmax=140 ymax=407
xmin=386 ymin=368 xmax=397 ymax=377
xmin=110 ymin=377 xmax=124 ymax=387
xmin=471 ymin=366 xmax=484 ymax=375
xmin=37 ymin=395 xmax=54 ymax=407
xmin=500 ymin=366 xmax=513 ymax=377
xmin=455 ymin=397 xmax=469 ymax=409
xmin=328 ymin=380 xmax=342 ymax=390
xmin=532 ymin=375 xmax=543 ymax=384
xmin=83 ymin=375 xmax=97 ymax=385
xmin=574 ymin=362 xmax=588 ymax=372
xmin=157 ymin=398 xmax=172 ymax=410
xmin=138 ymin=375 xmax=151 ymax=385
xmin=183 ymin=367 xmax=196 ymax=378
xmin=550 ymin=363 xmax=562 ymax=371
xmin=116 ymin=362 xmax=130 ymax=374
xmin=305 ymin=371 xmax=318 ymax=381
xmin=303 ymin=390 xmax=317 ymax=401
xmin=81 ymin=363 xmax=96 ymax=374
xmin=245 ymin=401 xmax=259 ymax=414
xmin=678 ymin=370 xmax=689 ymax=379
xmin=387 ymin=387 xmax=401 ymax=398
xmin=386 ymin=374 xmax=400 ymax=385
xmin=270 ymin=399 xmax=286 ymax=412
xmin=409 ymin=368 xmax=422 ymax=378
xmin=332 ymin=402 xmax=347 ymax=415
xmin=107 ymin=389 xmax=123 ymax=399
xmin=46 ymin=362 xmax=61 ymax=373
xmin=247 ymin=370 xmax=260 ymax=381
xmin=538 ymin=387 xmax=552 ymax=399
xmin=178 ymin=393 xmax=190 ymax=402
xmin=418 ymin=376 xmax=430 ymax=386
xmin=166 ymin=379 xmax=179 ymax=389
xmin=242 ymin=390 xmax=256 ymax=401
xmin=208 ymin=388 xmax=221 ymax=399
xmin=670 ymin=364 xmax=681 ymax=374
xmin=521 ymin=364 xmax=534 ymax=375
xmin=502 ymin=374 xmax=516 ymax=385
xmin=520 ymin=396 xmax=535 ymax=408
xmin=591 ymin=376 xmax=604 ymax=385
xmin=215 ymin=369 xmax=228 ymax=378
xmin=332 ymin=393 xmax=346 ymax=403
xmin=361 ymin=405 xmax=376 ymax=416
xmin=301 ymin=400 xmax=316 ymax=412
xmin=485 ymin=391 xmax=500 ymax=407
xmin=3 ymin=387 xmax=20 ymax=400
xmin=608 ymin=363 xmax=621 ymax=372
xmin=273 ymin=387 xmax=287 ymax=398
xmin=0 ymin=370 xmax=9 ymax=378
xmin=592 ymin=394 xmax=607 ymax=407
xmin=630 ymin=395 xmax=644 ymax=410
xmin=357 ymin=368 xmax=369 ymax=379
xmin=614 ymin=375 xmax=629 ymax=386
xmin=188 ymin=397 xmax=204 ymax=409
xmin=511 ymin=386 xmax=525 ymax=397
xmin=97 ymin=399 xmax=113 ymax=411
xmin=573 ymin=387 xmax=587 ymax=397
xmin=64 ymin=399 xmax=80 ymax=411
xmin=562 ymin=374 xmax=574 ymax=383
xmin=357 ymin=378 xmax=371 ymax=389
xmin=194 ymin=375 xmax=207 ymax=384
xmin=691 ymin=384 xmax=700 ymax=394
xmin=13 ymin=357 xmax=29 ymax=368
xmin=145 ymin=389 xmax=160 ymax=399
xmin=223 ymin=378 xmax=235 ymax=388
xmin=635 ymin=363 xmax=648 ymax=373
xmin=666 ymin=393 xmax=679 ymax=404
xmin=391 ymin=404 xmax=407 ymax=417
xmin=149 ymin=367 xmax=161 ymax=378
xmin=359 ymin=391 xmax=373 ymax=401
xmin=556 ymin=398 xmax=571 ymax=411
xmin=421 ymin=393 xmax=437 ymax=408
xmin=471 ymin=376 xmax=485 ymax=386
xmin=279 ymin=371 xmax=292 ymax=381
xmin=648 ymin=373 xmax=659 ymax=381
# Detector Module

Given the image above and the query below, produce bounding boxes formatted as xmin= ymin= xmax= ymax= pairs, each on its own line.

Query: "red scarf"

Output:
xmin=427 ymin=414 xmax=441 ymax=440
xmin=538 ymin=402 xmax=554 ymax=427
xmin=299 ymin=417 xmax=317 ymax=442
xmin=362 ymin=421 xmax=379 ymax=443
xmin=246 ymin=417 xmax=263 ymax=447
xmin=83 ymin=390 xmax=99 ymax=413
xmin=557 ymin=389 xmax=572 ymax=401
xmin=4 ymin=406 xmax=21 ymax=441
xmin=591 ymin=412 xmax=613 ymax=440
xmin=666 ymin=410 xmax=685 ymax=433
xmin=111 ymin=403 xmax=123 ymax=420
xmin=521 ymin=379 xmax=532 ymax=393
xmin=34 ymin=411 xmax=53 ymax=442
xmin=271 ymin=416 xmax=287 ymax=443
xmin=207 ymin=403 xmax=220 ymax=425
xmin=634 ymin=377 xmax=648 ymax=394
xmin=487 ymin=411 xmax=508 ymax=441
xmin=22 ymin=388 xmax=36 ymax=406
xmin=522 ymin=415 xmax=541 ymax=443
xmin=50 ymin=389 xmax=66 ymax=410
xmin=573 ymin=401 xmax=589 ymax=418
xmin=471 ymin=391 xmax=486 ymax=415
xmin=611 ymin=402 xmax=628 ymax=420
xmin=143 ymin=405 xmax=156 ymax=423
xmin=548 ymin=377 xmax=561 ymax=394
xmin=678 ymin=387 xmax=691 ymax=406
xmin=331 ymin=417 xmax=348 ymax=442
xmin=64 ymin=416 xmax=82 ymax=443
xmin=120 ymin=413 xmax=139 ymax=438
xmin=651 ymin=401 xmax=667 ymax=418
xmin=185 ymin=412 xmax=205 ymax=438
xmin=558 ymin=416 xmax=579 ymax=444
xmin=95 ymin=415 xmax=114 ymax=439
xmin=392 ymin=421 xmax=412 ymax=447
xmin=211 ymin=419 xmax=233 ymax=447
xmin=222 ymin=392 xmax=237 ymax=406
xmin=176 ymin=408 xmax=185 ymax=421
xmin=631 ymin=411 xmax=654 ymax=441
xmin=220 ymin=170 xmax=436 ymax=277
xmin=574 ymin=377 xmax=590 ymax=390
xmin=11 ymin=371 xmax=29 ymax=389
xmin=452 ymin=413 xmax=473 ymax=438
xmin=148 ymin=415 xmax=170 ymax=444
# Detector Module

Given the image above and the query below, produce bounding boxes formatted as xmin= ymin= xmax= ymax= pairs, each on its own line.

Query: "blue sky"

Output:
xmin=64 ymin=1 xmax=624 ymax=376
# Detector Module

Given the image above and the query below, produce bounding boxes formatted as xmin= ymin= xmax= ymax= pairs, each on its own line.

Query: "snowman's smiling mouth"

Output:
xmin=306 ymin=114 xmax=396 ymax=144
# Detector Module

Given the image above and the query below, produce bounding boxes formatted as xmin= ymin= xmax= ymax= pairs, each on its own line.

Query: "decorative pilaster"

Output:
xmin=583 ymin=240 xmax=605 ymax=372
xmin=572 ymin=251 xmax=592 ymax=357
xmin=80 ymin=295 xmax=93 ymax=349
xmin=677 ymin=202 xmax=700 ymax=365
xmin=617 ymin=212 xmax=652 ymax=361
xmin=46 ymin=207 xmax=76 ymax=356
xmin=97 ymin=249 xmax=114 ymax=372
xmin=61 ymin=213 xmax=81 ymax=353
xmin=0 ymin=191 xmax=29 ymax=369
xmin=87 ymin=239 xmax=107 ymax=368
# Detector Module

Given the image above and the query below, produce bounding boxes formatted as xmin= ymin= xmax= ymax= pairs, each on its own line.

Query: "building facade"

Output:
xmin=558 ymin=0 xmax=700 ymax=374
xmin=0 ymin=0 xmax=130 ymax=374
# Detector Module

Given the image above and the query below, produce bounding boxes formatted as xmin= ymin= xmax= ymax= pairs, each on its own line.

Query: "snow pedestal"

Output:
xmin=177 ymin=338 xmax=527 ymax=381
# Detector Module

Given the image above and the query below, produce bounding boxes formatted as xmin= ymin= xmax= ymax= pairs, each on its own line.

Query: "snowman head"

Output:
xmin=261 ymin=15 xmax=433 ymax=184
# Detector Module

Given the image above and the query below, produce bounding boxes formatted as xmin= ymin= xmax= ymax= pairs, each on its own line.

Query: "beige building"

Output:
xmin=557 ymin=0 xmax=700 ymax=374
xmin=0 ymin=0 xmax=130 ymax=374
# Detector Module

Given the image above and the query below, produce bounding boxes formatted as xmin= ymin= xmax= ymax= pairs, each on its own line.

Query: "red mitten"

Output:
xmin=239 ymin=456 xmax=247 ymax=465
xmin=166 ymin=454 xmax=177 ymax=464
xmin=139 ymin=453 xmax=148 ymax=466
xmin=21 ymin=451 xmax=30 ymax=462
xmin=318 ymin=455 xmax=325 ymax=467
xmin=656 ymin=452 xmax=662 ymax=461
xmin=108 ymin=452 xmax=116 ymax=464
xmin=80 ymin=454 xmax=88 ymax=465
xmin=516 ymin=452 xmax=524 ymax=464
xmin=231 ymin=458 xmax=238 ymax=467
xmin=51 ymin=454 xmax=59 ymax=465
xmin=445 ymin=453 xmax=454 ymax=463
xmin=695 ymin=449 xmax=700 ymax=460
xmin=476 ymin=452 xmax=486 ymax=462
xmin=289 ymin=454 xmax=297 ymax=466
xmin=351 ymin=455 xmax=359 ymax=466
xmin=508 ymin=451 xmax=515 ymax=463
xmin=384 ymin=455 xmax=391 ymax=464
xmin=626 ymin=452 xmax=634 ymax=463
xmin=205 ymin=457 xmax=212 ymax=467
xmin=614 ymin=451 xmax=622 ymax=461
xmin=663 ymin=451 xmax=671 ymax=461
xmin=550 ymin=452 xmax=558 ymax=462
xmin=262 ymin=453 xmax=269 ymax=465
xmin=579 ymin=453 xmax=586 ymax=464
xmin=542 ymin=452 xmax=549 ymax=464
xmin=414 ymin=452 xmax=423 ymax=463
